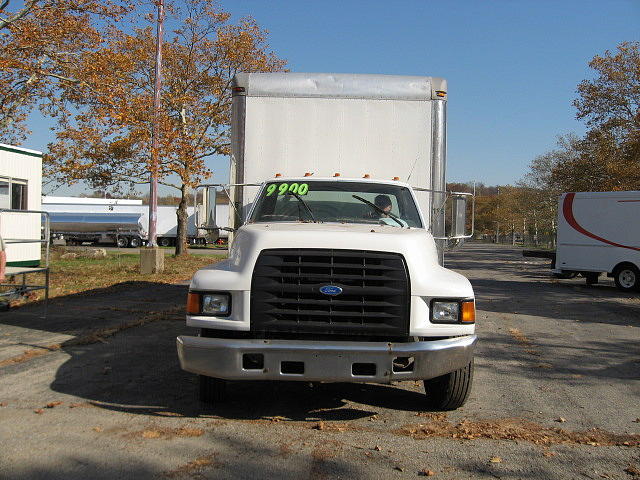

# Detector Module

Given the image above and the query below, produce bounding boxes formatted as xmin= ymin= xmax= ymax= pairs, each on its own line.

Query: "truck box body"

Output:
xmin=555 ymin=191 xmax=640 ymax=275
xmin=229 ymin=73 xmax=448 ymax=245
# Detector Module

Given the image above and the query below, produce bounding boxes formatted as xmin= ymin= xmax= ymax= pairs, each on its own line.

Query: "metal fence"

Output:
xmin=472 ymin=233 xmax=556 ymax=249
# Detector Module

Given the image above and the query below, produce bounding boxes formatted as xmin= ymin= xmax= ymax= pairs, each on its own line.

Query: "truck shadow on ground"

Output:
xmin=0 ymin=283 xmax=427 ymax=420
xmin=48 ymin=315 xmax=428 ymax=419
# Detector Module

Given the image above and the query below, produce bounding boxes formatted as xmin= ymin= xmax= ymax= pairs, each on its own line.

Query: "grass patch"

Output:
xmin=7 ymin=249 xmax=226 ymax=302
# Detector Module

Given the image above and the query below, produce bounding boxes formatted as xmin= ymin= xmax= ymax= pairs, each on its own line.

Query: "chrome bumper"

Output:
xmin=176 ymin=335 xmax=477 ymax=383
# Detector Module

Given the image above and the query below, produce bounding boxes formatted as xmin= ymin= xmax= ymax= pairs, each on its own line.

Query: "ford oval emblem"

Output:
xmin=319 ymin=285 xmax=343 ymax=296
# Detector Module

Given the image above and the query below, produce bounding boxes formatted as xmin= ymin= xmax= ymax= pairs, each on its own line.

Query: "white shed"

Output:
xmin=0 ymin=143 xmax=43 ymax=267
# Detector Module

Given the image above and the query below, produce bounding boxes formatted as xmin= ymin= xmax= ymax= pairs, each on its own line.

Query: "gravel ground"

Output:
xmin=0 ymin=243 xmax=638 ymax=480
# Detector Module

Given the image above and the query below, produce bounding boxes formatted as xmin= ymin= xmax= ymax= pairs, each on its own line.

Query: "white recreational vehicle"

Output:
xmin=0 ymin=144 xmax=43 ymax=267
xmin=553 ymin=191 xmax=640 ymax=292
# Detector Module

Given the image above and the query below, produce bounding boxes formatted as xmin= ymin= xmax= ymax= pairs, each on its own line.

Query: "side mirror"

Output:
xmin=194 ymin=186 xmax=219 ymax=230
xmin=449 ymin=192 xmax=474 ymax=242
xmin=451 ymin=194 xmax=467 ymax=238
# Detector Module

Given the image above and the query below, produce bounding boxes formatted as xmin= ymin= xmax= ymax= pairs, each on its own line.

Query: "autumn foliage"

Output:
xmin=0 ymin=0 xmax=130 ymax=143
xmin=43 ymin=0 xmax=286 ymax=254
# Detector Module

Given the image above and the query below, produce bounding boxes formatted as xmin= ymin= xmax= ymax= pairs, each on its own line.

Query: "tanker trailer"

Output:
xmin=50 ymin=212 xmax=146 ymax=248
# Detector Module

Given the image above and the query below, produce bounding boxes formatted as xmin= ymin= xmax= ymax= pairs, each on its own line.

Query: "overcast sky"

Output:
xmin=27 ymin=0 xmax=640 ymax=196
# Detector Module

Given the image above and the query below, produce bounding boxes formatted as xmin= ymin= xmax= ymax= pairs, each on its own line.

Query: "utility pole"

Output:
xmin=141 ymin=0 xmax=165 ymax=273
xmin=148 ymin=0 xmax=164 ymax=247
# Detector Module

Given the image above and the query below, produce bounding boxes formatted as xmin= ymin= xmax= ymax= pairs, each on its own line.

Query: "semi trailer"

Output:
xmin=177 ymin=73 xmax=476 ymax=410
xmin=49 ymin=212 xmax=146 ymax=248
xmin=43 ymin=197 xmax=229 ymax=247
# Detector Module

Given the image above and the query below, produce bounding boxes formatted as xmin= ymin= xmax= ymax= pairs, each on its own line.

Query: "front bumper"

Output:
xmin=176 ymin=335 xmax=477 ymax=383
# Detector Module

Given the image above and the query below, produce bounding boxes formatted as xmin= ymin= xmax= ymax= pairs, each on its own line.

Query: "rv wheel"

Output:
xmin=613 ymin=264 xmax=640 ymax=292
xmin=158 ymin=237 xmax=171 ymax=247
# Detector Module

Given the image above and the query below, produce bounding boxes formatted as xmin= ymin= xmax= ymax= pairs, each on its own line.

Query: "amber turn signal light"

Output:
xmin=186 ymin=292 xmax=200 ymax=314
xmin=461 ymin=300 xmax=475 ymax=323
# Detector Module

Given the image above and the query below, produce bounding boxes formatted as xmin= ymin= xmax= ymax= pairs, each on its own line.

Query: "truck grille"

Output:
xmin=250 ymin=249 xmax=410 ymax=337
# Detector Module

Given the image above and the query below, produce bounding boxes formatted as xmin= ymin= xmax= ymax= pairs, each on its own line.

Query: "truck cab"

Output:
xmin=178 ymin=176 xmax=476 ymax=410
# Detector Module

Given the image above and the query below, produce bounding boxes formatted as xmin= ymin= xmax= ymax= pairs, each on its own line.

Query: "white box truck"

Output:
xmin=553 ymin=191 xmax=640 ymax=292
xmin=177 ymin=73 xmax=477 ymax=410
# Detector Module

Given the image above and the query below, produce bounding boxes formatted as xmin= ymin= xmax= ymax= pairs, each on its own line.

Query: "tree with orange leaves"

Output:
xmin=0 ymin=0 xmax=130 ymax=143
xmin=46 ymin=0 xmax=286 ymax=255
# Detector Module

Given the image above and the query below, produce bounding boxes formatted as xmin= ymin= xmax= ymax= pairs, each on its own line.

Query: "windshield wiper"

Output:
xmin=352 ymin=195 xmax=404 ymax=228
xmin=286 ymin=191 xmax=318 ymax=223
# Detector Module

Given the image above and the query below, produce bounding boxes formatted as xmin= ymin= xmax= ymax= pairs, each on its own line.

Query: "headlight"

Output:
xmin=431 ymin=301 xmax=460 ymax=323
xmin=186 ymin=292 xmax=231 ymax=316
xmin=430 ymin=299 xmax=475 ymax=324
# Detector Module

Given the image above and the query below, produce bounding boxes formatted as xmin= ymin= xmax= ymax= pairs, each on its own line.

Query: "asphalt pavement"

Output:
xmin=1 ymin=243 xmax=638 ymax=479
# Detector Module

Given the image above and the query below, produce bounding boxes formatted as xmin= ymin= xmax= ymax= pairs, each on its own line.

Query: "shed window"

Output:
xmin=11 ymin=181 xmax=27 ymax=210
xmin=0 ymin=179 xmax=9 ymax=209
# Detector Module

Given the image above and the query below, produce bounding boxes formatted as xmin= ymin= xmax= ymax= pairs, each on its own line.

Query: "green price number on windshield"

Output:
xmin=266 ymin=182 xmax=309 ymax=196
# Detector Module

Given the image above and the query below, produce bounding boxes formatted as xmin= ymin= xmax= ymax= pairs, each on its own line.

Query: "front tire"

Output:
xmin=199 ymin=375 xmax=226 ymax=404
xmin=613 ymin=264 xmax=640 ymax=292
xmin=423 ymin=361 xmax=474 ymax=411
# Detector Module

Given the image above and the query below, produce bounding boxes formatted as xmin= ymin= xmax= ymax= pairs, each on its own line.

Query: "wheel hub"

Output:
xmin=619 ymin=269 xmax=636 ymax=288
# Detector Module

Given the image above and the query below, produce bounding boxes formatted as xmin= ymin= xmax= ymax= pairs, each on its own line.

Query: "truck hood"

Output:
xmin=191 ymin=222 xmax=473 ymax=298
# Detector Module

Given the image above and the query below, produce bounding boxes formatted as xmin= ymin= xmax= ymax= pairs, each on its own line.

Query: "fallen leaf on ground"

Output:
xmin=33 ymin=409 xmax=44 ymax=414
xmin=393 ymin=466 xmax=404 ymax=472
xmin=490 ymin=457 xmax=502 ymax=463
xmin=419 ymin=469 xmax=436 ymax=476
xmin=374 ymin=445 xmax=382 ymax=451
xmin=542 ymin=450 xmax=556 ymax=457
xmin=93 ymin=427 xmax=103 ymax=432
xmin=634 ymin=418 xmax=640 ymax=423
xmin=268 ymin=416 xmax=287 ymax=423
xmin=45 ymin=401 xmax=62 ymax=408
xmin=555 ymin=417 xmax=566 ymax=423
xmin=624 ymin=464 xmax=640 ymax=477
xmin=536 ymin=363 xmax=553 ymax=369
xmin=0 ymin=402 xmax=6 ymax=407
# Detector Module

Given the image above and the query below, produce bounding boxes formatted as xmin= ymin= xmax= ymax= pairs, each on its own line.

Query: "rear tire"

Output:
xmin=116 ymin=237 xmax=128 ymax=248
xmin=613 ymin=264 xmax=640 ymax=292
xmin=129 ymin=236 xmax=142 ymax=248
xmin=158 ymin=237 xmax=171 ymax=247
xmin=423 ymin=361 xmax=474 ymax=411
xmin=199 ymin=375 xmax=226 ymax=404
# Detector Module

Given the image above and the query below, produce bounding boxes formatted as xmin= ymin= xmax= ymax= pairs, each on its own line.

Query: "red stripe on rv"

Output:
xmin=562 ymin=192 xmax=640 ymax=252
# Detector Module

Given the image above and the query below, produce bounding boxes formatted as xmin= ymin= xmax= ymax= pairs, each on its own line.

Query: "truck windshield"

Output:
xmin=249 ymin=181 xmax=423 ymax=228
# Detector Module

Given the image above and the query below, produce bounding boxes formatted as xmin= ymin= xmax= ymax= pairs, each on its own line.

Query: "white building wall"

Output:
xmin=0 ymin=144 xmax=42 ymax=266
